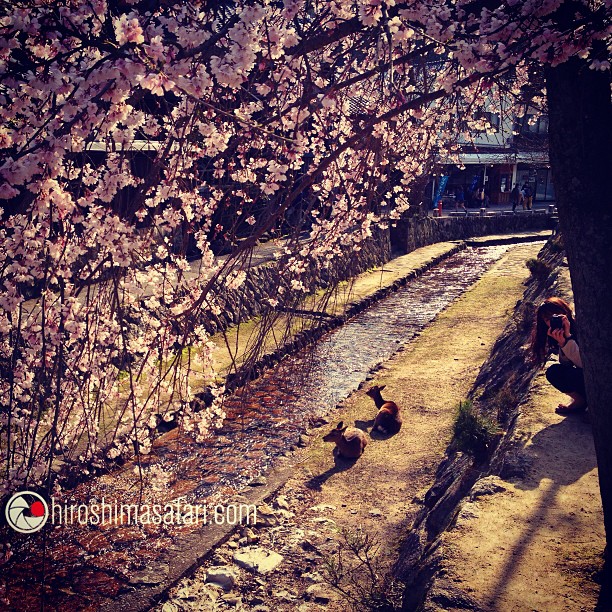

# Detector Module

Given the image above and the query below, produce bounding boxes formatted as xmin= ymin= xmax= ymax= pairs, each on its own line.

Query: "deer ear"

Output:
xmin=336 ymin=421 xmax=344 ymax=429
xmin=379 ymin=385 xmax=386 ymax=391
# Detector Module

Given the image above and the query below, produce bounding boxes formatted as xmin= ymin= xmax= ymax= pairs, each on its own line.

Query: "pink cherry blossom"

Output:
xmin=114 ymin=14 xmax=145 ymax=45
xmin=0 ymin=0 xmax=607 ymax=499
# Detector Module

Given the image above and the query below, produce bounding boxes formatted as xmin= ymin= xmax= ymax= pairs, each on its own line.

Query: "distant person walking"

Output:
xmin=454 ymin=186 xmax=466 ymax=213
xmin=477 ymin=187 xmax=486 ymax=208
xmin=466 ymin=187 xmax=474 ymax=208
xmin=510 ymin=184 xmax=520 ymax=212
xmin=522 ymin=183 xmax=533 ymax=210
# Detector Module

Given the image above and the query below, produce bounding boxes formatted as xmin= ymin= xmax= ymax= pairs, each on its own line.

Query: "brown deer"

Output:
xmin=322 ymin=422 xmax=368 ymax=459
xmin=365 ymin=385 xmax=402 ymax=435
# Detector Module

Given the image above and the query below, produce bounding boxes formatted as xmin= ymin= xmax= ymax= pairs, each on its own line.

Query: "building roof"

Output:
xmin=442 ymin=150 xmax=549 ymax=166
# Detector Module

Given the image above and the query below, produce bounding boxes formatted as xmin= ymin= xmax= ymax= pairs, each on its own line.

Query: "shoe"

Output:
xmin=555 ymin=404 xmax=587 ymax=415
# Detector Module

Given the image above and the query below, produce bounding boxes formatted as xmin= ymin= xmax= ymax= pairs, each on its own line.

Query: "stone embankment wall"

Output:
xmin=202 ymin=229 xmax=390 ymax=335
xmin=206 ymin=214 xmax=555 ymax=335
xmin=391 ymin=214 xmax=555 ymax=254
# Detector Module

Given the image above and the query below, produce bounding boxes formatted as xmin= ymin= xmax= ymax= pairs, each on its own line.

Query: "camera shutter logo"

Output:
xmin=5 ymin=491 xmax=49 ymax=533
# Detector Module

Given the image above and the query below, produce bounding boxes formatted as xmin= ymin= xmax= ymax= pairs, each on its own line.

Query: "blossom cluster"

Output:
xmin=0 ymin=0 xmax=607 ymax=493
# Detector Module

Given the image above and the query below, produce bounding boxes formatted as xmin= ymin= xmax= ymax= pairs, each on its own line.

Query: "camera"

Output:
xmin=550 ymin=314 xmax=564 ymax=330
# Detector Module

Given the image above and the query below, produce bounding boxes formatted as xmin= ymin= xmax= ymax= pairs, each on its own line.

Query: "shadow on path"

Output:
xmin=512 ymin=416 xmax=596 ymax=489
xmin=485 ymin=416 xmax=598 ymax=608
xmin=305 ymin=453 xmax=361 ymax=490
xmin=354 ymin=418 xmax=375 ymax=430
xmin=369 ymin=427 xmax=400 ymax=441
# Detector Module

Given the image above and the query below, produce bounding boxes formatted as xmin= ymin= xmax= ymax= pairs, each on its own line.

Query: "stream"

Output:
xmin=178 ymin=243 xmax=524 ymax=498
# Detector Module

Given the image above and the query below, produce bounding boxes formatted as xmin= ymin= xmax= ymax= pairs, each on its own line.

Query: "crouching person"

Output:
xmin=531 ymin=297 xmax=587 ymax=415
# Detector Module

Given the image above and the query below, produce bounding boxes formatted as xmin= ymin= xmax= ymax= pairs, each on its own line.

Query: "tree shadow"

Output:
xmin=506 ymin=416 xmax=596 ymax=490
xmin=304 ymin=452 xmax=361 ymax=491
xmin=484 ymin=415 xmax=600 ymax=607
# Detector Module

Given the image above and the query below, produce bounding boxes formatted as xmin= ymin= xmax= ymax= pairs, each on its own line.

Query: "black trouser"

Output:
xmin=546 ymin=363 xmax=586 ymax=398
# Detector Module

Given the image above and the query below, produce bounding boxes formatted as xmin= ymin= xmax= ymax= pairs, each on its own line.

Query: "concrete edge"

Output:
xmin=466 ymin=230 xmax=551 ymax=247
xmin=104 ymin=467 xmax=293 ymax=612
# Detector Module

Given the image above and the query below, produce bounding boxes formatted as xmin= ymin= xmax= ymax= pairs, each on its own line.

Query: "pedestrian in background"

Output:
xmin=455 ymin=186 xmax=466 ymax=213
xmin=477 ymin=187 xmax=485 ymax=208
xmin=511 ymin=184 xmax=520 ymax=212
xmin=466 ymin=187 xmax=474 ymax=208
xmin=522 ymin=183 xmax=533 ymax=210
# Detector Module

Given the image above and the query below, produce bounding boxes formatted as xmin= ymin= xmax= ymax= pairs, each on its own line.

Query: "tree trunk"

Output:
xmin=545 ymin=57 xmax=612 ymax=546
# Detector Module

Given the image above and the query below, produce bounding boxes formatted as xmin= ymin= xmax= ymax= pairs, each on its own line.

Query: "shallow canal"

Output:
xmin=179 ymin=243 xmax=522 ymax=499
xmin=3 ymin=242 xmax=541 ymax=611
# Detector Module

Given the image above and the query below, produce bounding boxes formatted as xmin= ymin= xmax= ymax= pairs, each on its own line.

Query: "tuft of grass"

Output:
xmin=525 ymin=257 xmax=553 ymax=279
xmin=452 ymin=400 xmax=499 ymax=459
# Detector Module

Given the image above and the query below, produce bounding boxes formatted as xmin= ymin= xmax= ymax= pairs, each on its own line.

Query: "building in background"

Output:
xmin=432 ymin=107 xmax=554 ymax=208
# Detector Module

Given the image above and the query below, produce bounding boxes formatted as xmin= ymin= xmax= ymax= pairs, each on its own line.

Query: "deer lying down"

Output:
xmin=323 ymin=422 xmax=368 ymax=459
xmin=365 ymin=384 xmax=402 ymax=435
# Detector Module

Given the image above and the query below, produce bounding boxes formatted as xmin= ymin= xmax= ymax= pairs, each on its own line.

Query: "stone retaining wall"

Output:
xmin=391 ymin=214 xmax=556 ymax=254
xmin=205 ymin=214 xmax=555 ymax=335
xmin=201 ymin=229 xmax=390 ymax=334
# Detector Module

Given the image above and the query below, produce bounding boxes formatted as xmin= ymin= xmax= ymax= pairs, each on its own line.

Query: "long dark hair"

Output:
xmin=530 ymin=297 xmax=577 ymax=364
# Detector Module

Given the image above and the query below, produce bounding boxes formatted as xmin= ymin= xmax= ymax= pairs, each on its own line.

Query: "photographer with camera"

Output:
xmin=531 ymin=297 xmax=586 ymax=415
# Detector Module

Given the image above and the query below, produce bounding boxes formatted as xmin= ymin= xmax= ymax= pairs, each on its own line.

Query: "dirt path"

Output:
xmin=428 ymin=265 xmax=604 ymax=612
xmin=435 ymin=380 xmax=603 ymax=612
xmin=159 ymin=242 xmax=547 ymax=611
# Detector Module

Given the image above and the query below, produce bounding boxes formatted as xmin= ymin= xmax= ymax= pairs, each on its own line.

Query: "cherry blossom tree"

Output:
xmin=0 ymin=0 xmax=451 ymax=495
xmin=0 ymin=0 xmax=609 ymax=545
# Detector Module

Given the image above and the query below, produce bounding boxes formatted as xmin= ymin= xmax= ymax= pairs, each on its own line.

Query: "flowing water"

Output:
xmin=5 ymin=241 xmax=546 ymax=611
xmin=185 ymin=243 xmax=516 ymax=497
